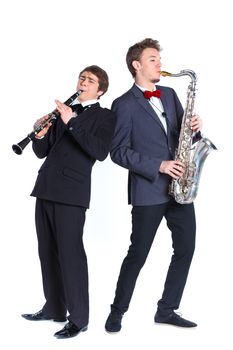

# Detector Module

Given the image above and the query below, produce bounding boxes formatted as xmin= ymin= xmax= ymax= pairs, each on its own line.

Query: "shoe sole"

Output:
xmin=53 ymin=318 xmax=67 ymax=322
xmin=22 ymin=316 xmax=67 ymax=322
xmin=105 ymin=328 xmax=121 ymax=334
xmin=54 ymin=326 xmax=88 ymax=339
xmin=105 ymin=331 xmax=121 ymax=334
xmin=155 ymin=321 xmax=197 ymax=328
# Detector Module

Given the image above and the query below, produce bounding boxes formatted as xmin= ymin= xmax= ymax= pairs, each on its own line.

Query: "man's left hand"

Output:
xmin=55 ymin=99 xmax=73 ymax=124
xmin=190 ymin=114 xmax=203 ymax=132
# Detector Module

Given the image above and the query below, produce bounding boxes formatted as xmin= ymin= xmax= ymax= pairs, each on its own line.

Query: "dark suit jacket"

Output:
xmin=110 ymin=84 xmax=184 ymax=205
xmin=31 ymin=103 xmax=116 ymax=208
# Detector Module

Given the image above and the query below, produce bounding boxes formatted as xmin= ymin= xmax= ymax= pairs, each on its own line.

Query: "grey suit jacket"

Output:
xmin=110 ymin=84 xmax=184 ymax=205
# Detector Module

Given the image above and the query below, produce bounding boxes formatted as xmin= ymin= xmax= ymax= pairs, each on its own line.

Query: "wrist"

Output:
xmin=159 ymin=161 xmax=165 ymax=173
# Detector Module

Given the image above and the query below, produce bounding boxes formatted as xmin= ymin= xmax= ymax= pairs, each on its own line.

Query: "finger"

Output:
xmin=174 ymin=164 xmax=184 ymax=171
xmin=173 ymin=163 xmax=185 ymax=173
xmin=190 ymin=116 xmax=199 ymax=124
xmin=172 ymin=166 xmax=184 ymax=176
xmin=55 ymin=100 xmax=64 ymax=109
xmin=174 ymin=160 xmax=184 ymax=166
xmin=169 ymin=171 xmax=180 ymax=179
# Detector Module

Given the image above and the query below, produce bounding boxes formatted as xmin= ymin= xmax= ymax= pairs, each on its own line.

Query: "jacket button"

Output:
xmin=69 ymin=126 xmax=73 ymax=131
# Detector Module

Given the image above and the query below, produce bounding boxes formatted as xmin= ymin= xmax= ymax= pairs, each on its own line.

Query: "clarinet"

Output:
xmin=12 ymin=90 xmax=82 ymax=155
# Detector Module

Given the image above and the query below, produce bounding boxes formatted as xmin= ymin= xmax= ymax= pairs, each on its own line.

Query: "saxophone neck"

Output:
xmin=161 ymin=69 xmax=197 ymax=82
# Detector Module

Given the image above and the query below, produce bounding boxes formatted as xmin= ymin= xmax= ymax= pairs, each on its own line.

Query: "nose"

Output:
xmin=80 ymin=78 xmax=87 ymax=86
xmin=157 ymin=60 xmax=162 ymax=68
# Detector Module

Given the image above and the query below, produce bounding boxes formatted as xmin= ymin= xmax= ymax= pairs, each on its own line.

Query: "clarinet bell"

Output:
xmin=12 ymin=136 xmax=31 ymax=155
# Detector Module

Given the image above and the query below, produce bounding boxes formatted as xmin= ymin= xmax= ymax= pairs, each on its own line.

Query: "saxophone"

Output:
xmin=160 ymin=69 xmax=217 ymax=204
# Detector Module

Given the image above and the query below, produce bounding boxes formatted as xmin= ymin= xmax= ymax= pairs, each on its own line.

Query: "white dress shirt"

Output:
xmin=136 ymin=84 xmax=167 ymax=133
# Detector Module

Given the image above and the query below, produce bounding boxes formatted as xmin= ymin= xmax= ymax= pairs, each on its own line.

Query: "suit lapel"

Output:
xmin=72 ymin=102 xmax=99 ymax=117
xmin=158 ymin=85 xmax=173 ymax=129
xmin=53 ymin=103 xmax=100 ymax=144
xmin=131 ymin=84 xmax=167 ymax=134
xmin=71 ymin=102 xmax=100 ymax=125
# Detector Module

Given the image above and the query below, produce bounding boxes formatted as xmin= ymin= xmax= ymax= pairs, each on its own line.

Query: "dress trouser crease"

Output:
xmin=35 ymin=198 xmax=88 ymax=327
xmin=112 ymin=200 xmax=196 ymax=315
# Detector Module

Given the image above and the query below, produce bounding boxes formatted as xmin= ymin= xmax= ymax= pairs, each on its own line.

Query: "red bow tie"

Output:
xmin=144 ymin=90 xmax=161 ymax=99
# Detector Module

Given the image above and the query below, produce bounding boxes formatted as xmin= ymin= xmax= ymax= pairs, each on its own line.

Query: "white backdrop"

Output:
xmin=0 ymin=0 xmax=232 ymax=349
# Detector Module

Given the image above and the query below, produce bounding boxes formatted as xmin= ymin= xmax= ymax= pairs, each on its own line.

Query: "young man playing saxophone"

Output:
xmin=105 ymin=38 xmax=202 ymax=332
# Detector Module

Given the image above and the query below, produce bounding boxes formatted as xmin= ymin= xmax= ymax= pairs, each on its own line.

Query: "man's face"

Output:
xmin=134 ymin=48 xmax=162 ymax=83
xmin=76 ymin=71 xmax=103 ymax=102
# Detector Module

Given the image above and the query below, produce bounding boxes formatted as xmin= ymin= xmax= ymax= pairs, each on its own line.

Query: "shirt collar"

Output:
xmin=135 ymin=83 xmax=157 ymax=92
xmin=73 ymin=98 xmax=98 ymax=107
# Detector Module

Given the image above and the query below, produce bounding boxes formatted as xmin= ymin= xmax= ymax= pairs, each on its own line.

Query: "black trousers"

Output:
xmin=35 ymin=198 xmax=88 ymax=328
xmin=112 ymin=199 xmax=196 ymax=315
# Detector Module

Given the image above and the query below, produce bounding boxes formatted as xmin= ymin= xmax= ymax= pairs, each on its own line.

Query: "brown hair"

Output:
xmin=79 ymin=65 xmax=109 ymax=97
xmin=126 ymin=38 xmax=161 ymax=77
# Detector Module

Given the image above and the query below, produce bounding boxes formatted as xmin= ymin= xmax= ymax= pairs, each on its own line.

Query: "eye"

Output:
xmin=88 ymin=79 xmax=96 ymax=84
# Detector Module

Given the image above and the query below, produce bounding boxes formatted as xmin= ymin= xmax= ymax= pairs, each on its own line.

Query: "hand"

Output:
xmin=190 ymin=114 xmax=202 ymax=132
xmin=33 ymin=115 xmax=52 ymax=138
xmin=159 ymin=160 xmax=185 ymax=179
xmin=55 ymin=99 xmax=73 ymax=124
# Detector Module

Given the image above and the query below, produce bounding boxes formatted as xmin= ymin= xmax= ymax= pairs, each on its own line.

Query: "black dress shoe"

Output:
xmin=154 ymin=311 xmax=197 ymax=328
xmin=54 ymin=321 xmax=88 ymax=339
xmin=105 ymin=311 xmax=123 ymax=333
xmin=21 ymin=310 xmax=66 ymax=322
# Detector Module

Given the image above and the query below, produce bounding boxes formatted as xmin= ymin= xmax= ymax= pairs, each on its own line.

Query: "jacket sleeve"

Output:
xmin=32 ymin=124 xmax=56 ymax=159
xmin=67 ymin=110 xmax=116 ymax=161
xmin=173 ymin=88 xmax=184 ymax=127
xmin=32 ymin=136 xmax=49 ymax=159
xmin=110 ymin=99 xmax=162 ymax=182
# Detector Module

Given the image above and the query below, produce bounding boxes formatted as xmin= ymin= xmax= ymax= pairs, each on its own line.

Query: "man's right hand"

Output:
xmin=33 ymin=115 xmax=52 ymax=138
xmin=159 ymin=160 xmax=185 ymax=179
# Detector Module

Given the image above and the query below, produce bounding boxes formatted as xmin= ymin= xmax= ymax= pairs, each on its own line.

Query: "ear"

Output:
xmin=132 ymin=60 xmax=141 ymax=72
xmin=97 ymin=90 xmax=104 ymax=98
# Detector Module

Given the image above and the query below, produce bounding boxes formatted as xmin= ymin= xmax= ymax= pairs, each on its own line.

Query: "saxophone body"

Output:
xmin=160 ymin=69 xmax=217 ymax=204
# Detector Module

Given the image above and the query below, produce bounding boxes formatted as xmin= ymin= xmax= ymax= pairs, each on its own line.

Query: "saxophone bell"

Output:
xmin=161 ymin=69 xmax=217 ymax=204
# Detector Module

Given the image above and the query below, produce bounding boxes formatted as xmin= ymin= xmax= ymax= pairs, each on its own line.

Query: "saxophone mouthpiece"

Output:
xmin=160 ymin=71 xmax=172 ymax=77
